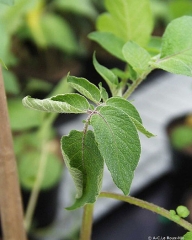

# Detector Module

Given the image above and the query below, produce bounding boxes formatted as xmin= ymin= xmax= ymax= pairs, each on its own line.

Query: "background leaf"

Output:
xmin=168 ymin=0 xmax=192 ymax=20
xmin=53 ymin=0 xmax=97 ymax=19
xmin=67 ymin=75 xmax=101 ymax=104
xmin=90 ymin=105 xmax=141 ymax=195
xmin=8 ymin=98 xmax=43 ymax=131
xmin=22 ymin=94 xmax=90 ymax=113
xmin=152 ymin=16 xmax=192 ymax=76
xmin=61 ymin=130 xmax=104 ymax=210
xmin=0 ymin=58 xmax=7 ymax=69
xmin=0 ymin=0 xmax=14 ymax=5
xmin=40 ymin=14 xmax=78 ymax=53
xmin=89 ymin=31 xmax=125 ymax=61
xmin=0 ymin=0 xmax=39 ymax=35
xmin=145 ymin=36 xmax=162 ymax=56
xmin=3 ymin=70 xmax=19 ymax=94
xmin=96 ymin=0 xmax=153 ymax=46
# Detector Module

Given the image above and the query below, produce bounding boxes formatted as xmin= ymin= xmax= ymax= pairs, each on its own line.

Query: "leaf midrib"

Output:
xmin=95 ymin=109 xmax=128 ymax=185
xmin=158 ymin=46 xmax=192 ymax=63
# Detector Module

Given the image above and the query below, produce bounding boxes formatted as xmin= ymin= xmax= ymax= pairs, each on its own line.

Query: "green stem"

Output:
xmin=24 ymin=141 xmax=48 ymax=231
xmin=24 ymin=113 xmax=57 ymax=231
xmin=123 ymin=76 xmax=143 ymax=99
xmin=123 ymin=68 xmax=153 ymax=99
xmin=80 ymin=203 xmax=94 ymax=240
xmin=100 ymin=192 xmax=192 ymax=232
xmin=24 ymin=75 xmax=72 ymax=231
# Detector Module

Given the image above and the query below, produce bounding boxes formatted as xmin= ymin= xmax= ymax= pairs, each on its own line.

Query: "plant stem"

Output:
xmin=80 ymin=203 xmax=94 ymax=240
xmin=24 ymin=111 xmax=57 ymax=231
xmin=24 ymin=76 xmax=70 ymax=231
xmin=123 ymin=76 xmax=144 ymax=99
xmin=0 ymin=67 xmax=27 ymax=240
xmin=24 ymin=141 xmax=48 ymax=231
xmin=123 ymin=68 xmax=153 ymax=99
xmin=100 ymin=192 xmax=192 ymax=232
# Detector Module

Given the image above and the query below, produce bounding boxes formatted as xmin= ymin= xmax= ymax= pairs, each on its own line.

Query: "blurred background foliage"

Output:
xmin=0 ymin=0 xmax=191 ymax=138
xmin=0 ymin=0 xmax=104 ymax=96
xmin=151 ymin=0 xmax=192 ymax=35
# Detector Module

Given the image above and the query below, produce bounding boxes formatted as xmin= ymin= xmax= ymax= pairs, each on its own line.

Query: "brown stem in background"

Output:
xmin=0 ymin=67 xmax=27 ymax=240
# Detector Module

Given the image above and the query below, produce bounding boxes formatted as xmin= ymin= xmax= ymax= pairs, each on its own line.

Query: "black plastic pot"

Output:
xmin=16 ymin=138 xmax=64 ymax=230
xmin=22 ymin=180 xmax=61 ymax=229
xmin=166 ymin=113 xmax=192 ymax=206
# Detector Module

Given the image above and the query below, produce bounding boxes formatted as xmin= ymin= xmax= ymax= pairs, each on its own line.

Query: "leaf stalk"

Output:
xmin=99 ymin=192 xmax=192 ymax=232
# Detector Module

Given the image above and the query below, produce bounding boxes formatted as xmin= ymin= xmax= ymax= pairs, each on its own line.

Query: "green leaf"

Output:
xmin=0 ymin=22 xmax=10 ymax=65
xmin=61 ymin=130 xmax=104 ymax=210
xmin=0 ymin=0 xmax=14 ymax=5
xmin=176 ymin=205 xmax=190 ymax=218
xmin=170 ymin=125 xmax=192 ymax=150
xmin=106 ymin=97 xmax=142 ymax=123
xmin=169 ymin=0 xmax=192 ymax=20
xmin=145 ymin=36 xmax=162 ymax=56
xmin=22 ymin=93 xmax=90 ymax=113
xmin=18 ymin=151 xmax=63 ymax=190
xmin=152 ymin=16 xmax=192 ymax=77
xmin=169 ymin=209 xmax=180 ymax=221
xmin=54 ymin=0 xmax=97 ymax=19
xmin=96 ymin=0 xmax=153 ymax=46
xmin=111 ymin=68 xmax=129 ymax=80
xmin=106 ymin=97 xmax=154 ymax=138
xmin=122 ymin=41 xmax=151 ymax=75
xmin=8 ymin=98 xmax=43 ymax=131
xmin=67 ymin=75 xmax=101 ymax=104
xmin=40 ymin=14 xmax=78 ymax=53
xmin=1 ymin=0 xmax=39 ymax=34
xmin=184 ymin=232 xmax=192 ymax=240
xmin=3 ymin=69 xmax=20 ymax=95
xmin=90 ymin=105 xmax=141 ymax=195
xmin=0 ymin=58 xmax=7 ymax=69
xmin=93 ymin=53 xmax=119 ymax=94
xmin=93 ymin=53 xmax=118 ymax=85
xmin=88 ymin=31 xmax=125 ymax=61
xmin=99 ymin=82 xmax=108 ymax=102
xmin=129 ymin=117 xmax=155 ymax=138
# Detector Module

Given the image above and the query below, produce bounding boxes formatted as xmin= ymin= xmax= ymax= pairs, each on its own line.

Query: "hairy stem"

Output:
xmin=123 ymin=68 xmax=153 ymax=99
xmin=0 ymin=67 xmax=27 ymax=240
xmin=123 ymin=76 xmax=144 ymax=99
xmin=80 ymin=203 xmax=94 ymax=240
xmin=100 ymin=192 xmax=192 ymax=232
